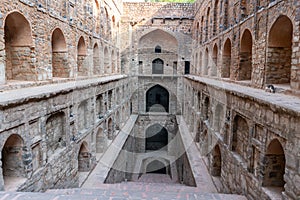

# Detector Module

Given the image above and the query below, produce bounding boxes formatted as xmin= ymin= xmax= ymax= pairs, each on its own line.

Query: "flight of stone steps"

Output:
xmin=0 ymin=174 xmax=247 ymax=199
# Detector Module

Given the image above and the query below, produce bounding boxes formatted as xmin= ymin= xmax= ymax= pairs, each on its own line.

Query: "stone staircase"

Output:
xmin=0 ymin=174 xmax=247 ymax=200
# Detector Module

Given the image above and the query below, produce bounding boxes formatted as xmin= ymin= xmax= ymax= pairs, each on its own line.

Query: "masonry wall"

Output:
xmin=121 ymin=2 xmax=193 ymax=76
xmin=191 ymin=0 xmax=300 ymax=92
xmin=0 ymin=76 xmax=133 ymax=191
xmin=183 ymin=77 xmax=299 ymax=200
xmin=0 ymin=0 xmax=122 ymax=87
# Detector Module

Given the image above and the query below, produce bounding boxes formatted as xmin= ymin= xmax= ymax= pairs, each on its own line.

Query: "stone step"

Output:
xmin=0 ymin=190 xmax=248 ymax=200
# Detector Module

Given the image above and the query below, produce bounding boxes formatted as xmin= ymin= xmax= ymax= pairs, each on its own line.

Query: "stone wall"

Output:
xmin=183 ymin=76 xmax=299 ymax=200
xmin=192 ymin=0 xmax=300 ymax=92
xmin=0 ymin=76 xmax=133 ymax=191
xmin=0 ymin=0 xmax=121 ymax=86
xmin=121 ymin=2 xmax=193 ymax=76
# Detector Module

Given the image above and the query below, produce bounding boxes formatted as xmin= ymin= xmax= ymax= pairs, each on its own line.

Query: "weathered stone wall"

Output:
xmin=121 ymin=2 xmax=193 ymax=76
xmin=266 ymin=47 xmax=291 ymax=84
xmin=0 ymin=0 xmax=122 ymax=86
xmin=192 ymin=0 xmax=300 ymax=92
xmin=0 ymin=76 xmax=133 ymax=191
xmin=183 ymin=76 xmax=300 ymax=200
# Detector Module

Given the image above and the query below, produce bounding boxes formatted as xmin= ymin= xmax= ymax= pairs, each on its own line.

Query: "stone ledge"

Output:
xmin=0 ymin=75 xmax=126 ymax=108
xmin=185 ymin=75 xmax=300 ymax=115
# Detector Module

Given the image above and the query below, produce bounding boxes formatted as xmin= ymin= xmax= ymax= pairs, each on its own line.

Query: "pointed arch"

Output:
xmin=263 ymin=139 xmax=285 ymax=188
xmin=203 ymin=48 xmax=209 ymax=75
xmin=145 ymin=124 xmax=168 ymax=151
xmin=2 ymin=134 xmax=26 ymax=190
xmin=77 ymin=36 xmax=88 ymax=76
xmin=210 ymin=145 xmax=222 ymax=176
xmin=146 ymin=84 xmax=169 ymax=112
xmin=78 ymin=142 xmax=91 ymax=172
xmin=51 ymin=28 xmax=68 ymax=78
xmin=93 ymin=43 xmax=100 ymax=75
xmin=152 ymin=58 xmax=164 ymax=74
xmin=104 ymin=47 xmax=110 ymax=74
xmin=222 ymin=38 xmax=231 ymax=78
xmin=212 ymin=44 xmax=218 ymax=76
xmin=239 ymin=29 xmax=253 ymax=80
xmin=232 ymin=115 xmax=249 ymax=160
xmin=155 ymin=45 xmax=162 ymax=53
xmin=4 ymin=11 xmax=34 ymax=81
xmin=266 ymin=15 xmax=292 ymax=84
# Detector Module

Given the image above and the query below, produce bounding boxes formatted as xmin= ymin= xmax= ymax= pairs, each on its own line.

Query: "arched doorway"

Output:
xmin=107 ymin=118 xmax=114 ymax=140
xmin=211 ymin=44 xmax=218 ymax=76
xmin=210 ymin=145 xmax=221 ymax=176
xmin=77 ymin=36 xmax=87 ymax=76
xmin=146 ymin=85 xmax=169 ymax=112
xmin=145 ymin=124 xmax=168 ymax=151
xmin=263 ymin=139 xmax=285 ymax=188
xmin=203 ymin=48 xmax=209 ymax=75
xmin=93 ymin=43 xmax=100 ymax=75
xmin=4 ymin=12 xmax=34 ymax=81
xmin=104 ymin=47 xmax=110 ymax=74
xmin=51 ymin=28 xmax=68 ymax=78
xmin=152 ymin=58 xmax=164 ymax=74
xmin=146 ymin=160 xmax=167 ymax=174
xmin=78 ymin=142 xmax=91 ymax=172
xmin=239 ymin=29 xmax=253 ymax=80
xmin=155 ymin=45 xmax=162 ymax=53
xmin=2 ymin=134 xmax=26 ymax=190
xmin=222 ymin=38 xmax=231 ymax=78
xmin=267 ymin=16 xmax=292 ymax=85
xmin=232 ymin=115 xmax=249 ymax=160
xmin=96 ymin=128 xmax=106 ymax=153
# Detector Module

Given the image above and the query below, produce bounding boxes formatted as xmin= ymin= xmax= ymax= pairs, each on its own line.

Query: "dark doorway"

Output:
xmin=146 ymin=85 xmax=169 ymax=112
xmin=146 ymin=160 xmax=167 ymax=174
xmin=146 ymin=124 xmax=168 ymax=151
xmin=152 ymin=58 xmax=164 ymax=74
xmin=184 ymin=61 xmax=190 ymax=74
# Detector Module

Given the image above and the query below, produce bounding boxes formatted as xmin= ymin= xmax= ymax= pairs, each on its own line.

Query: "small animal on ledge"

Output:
xmin=265 ymin=84 xmax=275 ymax=93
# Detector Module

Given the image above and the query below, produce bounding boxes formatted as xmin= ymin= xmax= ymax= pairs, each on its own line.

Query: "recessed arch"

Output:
xmin=239 ymin=29 xmax=253 ymax=80
xmin=146 ymin=84 xmax=169 ymax=112
xmin=104 ymin=47 xmax=110 ymax=74
xmin=51 ymin=28 xmax=68 ymax=78
xmin=203 ymin=48 xmax=209 ymax=75
xmin=145 ymin=124 xmax=168 ymax=151
xmin=107 ymin=118 xmax=114 ymax=140
xmin=4 ymin=11 xmax=32 ymax=46
xmin=222 ymin=38 xmax=231 ymax=78
xmin=210 ymin=145 xmax=222 ymax=176
xmin=51 ymin=28 xmax=67 ymax=52
xmin=152 ymin=58 xmax=164 ymax=74
xmin=46 ymin=112 xmax=66 ymax=158
xmin=213 ymin=0 xmax=219 ymax=35
xmin=155 ymin=45 xmax=162 ymax=53
xmin=2 ymin=134 xmax=26 ymax=190
xmin=266 ymin=15 xmax=293 ymax=84
xmin=77 ymin=36 xmax=87 ymax=76
xmin=232 ymin=115 xmax=249 ymax=159
xmin=4 ymin=11 xmax=34 ymax=81
xmin=139 ymin=29 xmax=178 ymax=53
xmin=96 ymin=127 xmax=106 ymax=153
xmin=93 ymin=43 xmax=100 ymax=75
xmin=205 ymin=7 xmax=210 ymax=41
xmin=77 ymin=37 xmax=87 ymax=56
xmin=263 ymin=139 xmax=286 ymax=188
xmin=212 ymin=44 xmax=218 ymax=76
xmin=213 ymin=104 xmax=224 ymax=133
xmin=78 ymin=142 xmax=91 ymax=172
xmin=146 ymin=160 xmax=167 ymax=174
